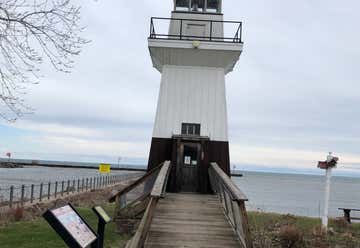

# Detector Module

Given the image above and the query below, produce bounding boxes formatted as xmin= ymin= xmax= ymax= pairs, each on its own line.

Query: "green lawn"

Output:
xmin=2 ymin=205 xmax=360 ymax=248
xmin=0 ymin=204 xmax=130 ymax=248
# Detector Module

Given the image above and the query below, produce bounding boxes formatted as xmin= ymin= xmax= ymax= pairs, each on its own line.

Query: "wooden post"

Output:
xmin=223 ymin=187 xmax=230 ymax=214
xmin=90 ymin=178 xmax=93 ymax=190
xmin=48 ymin=182 xmax=51 ymax=200
xmin=344 ymin=209 xmax=351 ymax=223
xmin=82 ymin=179 xmax=84 ymax=191
xmin=120 ymin=194 xmax=127 ymax=208
xmin=230 ymin=200 xmax=237 ymax=231
xmin=39 ymin=183 xmax=43 ymax=202
xmin=86 ymin=178 xmax=89 ymax=191
xmin=61 ymin=181 xmax=64 ymax=196
xmin=77 ymin=179 xmax=80 ymax=192
xmin=55 ymin=182 xmax=58 ymax=198
xmin=73 ymin=180 xmax=76 ymax=193
xmin=238 ymin=201 xmax=253 ymax=248
xmin=9 ymin=186 xmax=14 ymax=208
xmin=67 ymin=180 xmax=70 ymax=195
xmin=30 ymin=184 xmax=34 ymax=203
xmin=128 ymin=197 xmax=159 ymax=248
xmin=20 ymin=185 xmax=25 ymax=207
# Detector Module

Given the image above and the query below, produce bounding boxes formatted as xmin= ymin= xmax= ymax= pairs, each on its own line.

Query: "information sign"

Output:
xmin=43 ymin=204 xmax=97 ymax=248
xmin=99 ymin=164 xmax=111 ymax=174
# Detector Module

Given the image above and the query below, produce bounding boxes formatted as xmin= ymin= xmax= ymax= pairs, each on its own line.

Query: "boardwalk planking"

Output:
xmin=145 ymin=193 xmax=241 ymax=248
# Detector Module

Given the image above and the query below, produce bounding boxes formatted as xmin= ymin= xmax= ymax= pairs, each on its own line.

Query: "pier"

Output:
xmin=146 ymin=193 xmax=242 ymax=248
xmin=110 ymin=162 xmax=253 ymax=248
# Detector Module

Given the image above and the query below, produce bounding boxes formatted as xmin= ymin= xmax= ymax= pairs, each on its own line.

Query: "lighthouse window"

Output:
xmin=182 ymin=123 xmax=201 ymax=136
xmin=175 ymin=0 xmax=221 ymax=13
xmin=175 ymin=0 xmax=190 ymax=11
xmin=191 ymin=0 xmax=205 ymax=12
xmin=207 ymin=0 xmax=220 ymax=13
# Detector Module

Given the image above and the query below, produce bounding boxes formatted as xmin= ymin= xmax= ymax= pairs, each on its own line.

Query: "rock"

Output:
xmin=328 ymin=227 xmax=336 ymax=236
xmin=0 ymin=162 xmax=23 ymax=168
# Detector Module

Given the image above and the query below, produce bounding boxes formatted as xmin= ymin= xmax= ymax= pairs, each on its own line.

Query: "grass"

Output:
xmin=2 ymin=203 xmax=360 ymax=247
xmin=248 ymin=211 xmax=360 ymax=248
xmin=0 ymin=204 xmax=130 ymax=248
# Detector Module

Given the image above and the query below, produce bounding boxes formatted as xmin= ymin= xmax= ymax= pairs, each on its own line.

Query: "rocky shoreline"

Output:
xmin=0 ymin=162 xmax=23 ymax=168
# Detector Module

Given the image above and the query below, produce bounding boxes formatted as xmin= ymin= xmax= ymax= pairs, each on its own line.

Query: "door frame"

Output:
xmin=172 ymin=135 xmax=209 ymax=193
xmin=177 ymin=141 xmax=202 ymax=192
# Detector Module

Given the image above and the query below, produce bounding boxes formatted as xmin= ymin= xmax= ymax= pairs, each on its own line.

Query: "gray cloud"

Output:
xmin=2 ymin=0 xmax=359 ymax=170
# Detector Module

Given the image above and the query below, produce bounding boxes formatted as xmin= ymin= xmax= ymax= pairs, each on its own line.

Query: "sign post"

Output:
xmin=43 ymin=204 xmax=112 ymax=248
xmin=318 ymin=152 xmax=339 ymax=230
xmin=92 ymin=206 xmax=111 ymax=248
xmin=43 ymin=204 xmax=98 ymax=248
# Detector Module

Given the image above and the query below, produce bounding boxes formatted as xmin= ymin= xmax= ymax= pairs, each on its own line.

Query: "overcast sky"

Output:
xmin=0 ymin=0 xmax=359 ymax=175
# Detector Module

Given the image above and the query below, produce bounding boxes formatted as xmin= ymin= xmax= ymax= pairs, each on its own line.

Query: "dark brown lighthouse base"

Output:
xmin=147 ymin=136 xmax=230 ymax=194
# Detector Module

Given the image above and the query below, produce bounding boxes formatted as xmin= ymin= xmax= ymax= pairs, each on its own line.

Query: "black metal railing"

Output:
xmin=149 ymin=17 xmax=243 ymax=43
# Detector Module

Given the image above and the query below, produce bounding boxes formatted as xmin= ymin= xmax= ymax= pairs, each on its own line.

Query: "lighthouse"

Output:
xmin=147 ymin=0 xmax=243 ymax=193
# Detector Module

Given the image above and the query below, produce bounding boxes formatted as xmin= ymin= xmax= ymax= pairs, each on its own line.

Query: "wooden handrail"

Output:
xmin=151 ymin=161 xmax=171 ymax=198
xmin=209 ymin=162 xmax=253 ymax=248
xmin=126 ymin=197 xmax=158 ymax=248
xmin=125 ymin=161 xmax=172 ymax=248
xmin=210 ymin=162 xmax=248 ymax=201
xmin=109 ymin=163 xmax=164 ymax=203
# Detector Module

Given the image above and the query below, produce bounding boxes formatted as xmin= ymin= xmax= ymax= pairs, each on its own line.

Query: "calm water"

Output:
xmin=0 ymin=166 xmax=140 ymax=188
xmin=234 ymin=171 xmax=360 ymax=218
xmin=1 ymin=167 xmax=359 ymax=218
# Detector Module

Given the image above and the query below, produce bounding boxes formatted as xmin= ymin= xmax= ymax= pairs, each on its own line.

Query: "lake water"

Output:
xmin=0 ymin=166 xmax=141 ymax=189
xmin=234 ymin=171 xmax=360 ymax=218
xmin=0 ymin=167 xmax=359 ymax=218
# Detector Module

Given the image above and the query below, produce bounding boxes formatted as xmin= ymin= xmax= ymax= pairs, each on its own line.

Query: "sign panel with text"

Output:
xmin=43 ymin=204 xmax=97 ymax=248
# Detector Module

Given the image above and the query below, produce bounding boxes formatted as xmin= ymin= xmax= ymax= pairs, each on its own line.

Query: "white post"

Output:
xmin=322 ymin=167 xmax=332 ymax=229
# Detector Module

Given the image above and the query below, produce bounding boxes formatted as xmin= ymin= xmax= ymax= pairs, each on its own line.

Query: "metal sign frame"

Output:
xmin=43 ymin=203 xmax=98 ymax=248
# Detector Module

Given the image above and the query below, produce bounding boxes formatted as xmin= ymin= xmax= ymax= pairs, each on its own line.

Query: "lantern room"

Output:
xmin=174 ymin=0 xmax=222 ymax=13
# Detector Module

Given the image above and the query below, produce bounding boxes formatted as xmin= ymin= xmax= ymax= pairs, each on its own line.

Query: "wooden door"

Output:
xmin=180 ymin=143 xmax=201 ymax=192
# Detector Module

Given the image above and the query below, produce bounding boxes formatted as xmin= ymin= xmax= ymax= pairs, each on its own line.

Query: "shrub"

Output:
xmin=312 ymin=225 xmax=326 ymax=238
xmin=332 ymin=218 xmax=350 ymax=230
xmin=12 ymin=207 xmax=24 ymax=221
xmin=279 ymin=225 xmax=303 ymax=248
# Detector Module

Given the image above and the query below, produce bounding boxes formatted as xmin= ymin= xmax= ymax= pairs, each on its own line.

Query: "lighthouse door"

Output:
xmin=179 ymin=143 xmax=201 ymax=192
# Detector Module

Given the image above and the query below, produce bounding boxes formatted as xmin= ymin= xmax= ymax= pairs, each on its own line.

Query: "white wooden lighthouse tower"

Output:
xmin=147 ymin=0 xmax=243 ymax=193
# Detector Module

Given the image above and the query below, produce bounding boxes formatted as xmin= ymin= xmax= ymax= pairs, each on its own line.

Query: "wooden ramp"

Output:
xmin=145 ymin=193 xmax=241 ymax=248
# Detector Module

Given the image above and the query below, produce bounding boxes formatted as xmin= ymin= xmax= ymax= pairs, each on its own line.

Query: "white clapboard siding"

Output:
xmin=152 ymin=65 xmax=228 ymax=142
